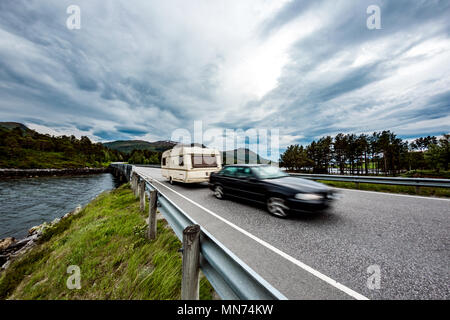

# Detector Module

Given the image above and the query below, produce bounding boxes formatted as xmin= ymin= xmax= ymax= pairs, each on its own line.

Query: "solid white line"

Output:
xmin=335 ymin=187 xmax=450 ymax=201
xmin=136 ymin=168 xmax=369 ymax=300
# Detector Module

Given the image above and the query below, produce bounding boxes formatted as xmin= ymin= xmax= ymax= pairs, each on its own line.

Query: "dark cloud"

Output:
xmin=93 ymin=129 xmax=129 ymax=141
xmin=115 ymin=126 xmax=149 ymax=136
xmin=0 ymin=0 xmax=448 ymax=146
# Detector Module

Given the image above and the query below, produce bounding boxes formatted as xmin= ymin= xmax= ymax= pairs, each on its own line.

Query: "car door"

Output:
xmin=219 ymin=166 xmax=241 ymax=196
xmin=230 ymin=167 xmax=261 ymax=201
xmin=235 ymin=167 xmax=266 ymax=202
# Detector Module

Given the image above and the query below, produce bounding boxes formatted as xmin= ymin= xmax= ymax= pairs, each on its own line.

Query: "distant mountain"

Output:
xmin=0 ymin=122 xmax=33 ymax=134
xmin=222 ymin=148 xmax=272 ymax=165
xmin=103 ymin=140 xmax=176 ymax=153
xmin=103 ymin=140 xmax=273 ymax=164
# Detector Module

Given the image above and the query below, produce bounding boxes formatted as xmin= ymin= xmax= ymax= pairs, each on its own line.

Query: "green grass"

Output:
xmin=400 ymin=170 xmax=450 ymax=179
xmin=318 ymin=180 xmax=450 ymax=198
xmin=0 ymin=184 xmax=215 ymax=300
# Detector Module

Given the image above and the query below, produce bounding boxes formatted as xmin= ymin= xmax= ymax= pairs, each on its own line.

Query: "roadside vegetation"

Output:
xmin=0 ymin=184 xmax=214 ymax=300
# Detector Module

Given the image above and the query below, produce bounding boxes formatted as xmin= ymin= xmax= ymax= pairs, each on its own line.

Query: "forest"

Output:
xmin=126 ymin=149 xmax=162 ymax=165
xmin=0 ymin=124 xmax=125 ymax=169
xmin=279 ymin=131 xmax=449 ymax=177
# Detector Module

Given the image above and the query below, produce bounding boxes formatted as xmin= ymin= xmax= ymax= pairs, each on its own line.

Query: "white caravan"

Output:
xmin=161 ymin=146 xmax=222 ymax=184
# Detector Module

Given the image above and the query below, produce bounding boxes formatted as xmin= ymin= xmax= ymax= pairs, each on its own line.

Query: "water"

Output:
xmin=0 ymin=173 xmax=121 ymax=239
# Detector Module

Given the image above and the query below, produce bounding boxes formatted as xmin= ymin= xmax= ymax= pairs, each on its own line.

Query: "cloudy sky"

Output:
xmin=0 ymin=0 xmax=449 ymax=153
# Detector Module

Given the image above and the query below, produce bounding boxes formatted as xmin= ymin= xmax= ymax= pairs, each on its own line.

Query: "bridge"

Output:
xmin=111 ymin=163 xmax=450 ymax=300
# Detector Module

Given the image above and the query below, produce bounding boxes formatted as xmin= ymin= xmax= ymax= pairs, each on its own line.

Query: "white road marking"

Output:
xmin=136 ymin=167 xmax=369 ymax=300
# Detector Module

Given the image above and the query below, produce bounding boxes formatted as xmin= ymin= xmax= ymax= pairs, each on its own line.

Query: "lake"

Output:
xmin=0 ymin=173 xmax=120 ymax=239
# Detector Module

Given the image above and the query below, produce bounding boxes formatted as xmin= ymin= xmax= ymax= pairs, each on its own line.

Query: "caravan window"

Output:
xmin=179 ymin=155 xmax=184 ymax=166
xmin=191 ymin=154 xmax=217 ymax=168
xmin=162 ymin=157 xmax=167 ymax=166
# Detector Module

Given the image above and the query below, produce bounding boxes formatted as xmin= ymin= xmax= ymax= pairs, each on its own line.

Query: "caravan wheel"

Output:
xmin=169 ymin=176 xmax=174 ymax=185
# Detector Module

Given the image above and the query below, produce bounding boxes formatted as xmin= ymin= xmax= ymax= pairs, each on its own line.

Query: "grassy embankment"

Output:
xmin=400 ymin=169 xmax=450 ymax=179
xmin=318 ymin=180 xmax=450 ymax=197
xmin=0 ymin=184 xmax=214 ymax=299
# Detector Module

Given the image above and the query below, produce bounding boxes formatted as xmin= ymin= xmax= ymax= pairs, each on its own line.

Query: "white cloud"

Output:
xmin=0 ymin=0 xmax=448 ymax=149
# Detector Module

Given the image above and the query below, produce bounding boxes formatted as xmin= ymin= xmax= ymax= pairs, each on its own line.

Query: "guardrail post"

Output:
xmin=415 ymin=186 xmax=420 ymax=194
xmin=131 ymin=172 xmax=137 ymax=193
xmin=181 ymin=224 xmax=201 ymax=300
xmin=148 ymin=190 xmax=157 ymax=240
xmin=139 ymin=181 xmax=146 ymax=211
xmin=135 ymin=176 xmax=140 ymax=199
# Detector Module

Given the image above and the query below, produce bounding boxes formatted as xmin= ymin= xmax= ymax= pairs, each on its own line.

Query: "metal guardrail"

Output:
xmin=132 ymin=164 xmax=162 ymax=168
xmin=111 ymin=163 xmax=450 ymax=188
xmin=289 ymin=173 xmax=450 ymax=188
xmin=111 ymin=163 xmax=287 ymax=300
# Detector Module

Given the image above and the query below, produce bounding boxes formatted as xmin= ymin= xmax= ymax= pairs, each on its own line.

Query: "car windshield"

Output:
xmin=252 ymin=166 xmax=288 ymax=179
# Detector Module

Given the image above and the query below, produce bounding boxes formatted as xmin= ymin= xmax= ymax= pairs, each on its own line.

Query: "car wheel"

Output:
xmin=267 ymin=197 xmax=289 ymax=218
xmin=214 ymin=185 xmax=225 ymax=199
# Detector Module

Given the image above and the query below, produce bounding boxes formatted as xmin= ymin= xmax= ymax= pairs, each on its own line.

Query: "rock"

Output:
xmin=73 ymin=205 xmax=82 ymax=215
xmin=0 ymin=255 xmax=8 ymax=266
xmin=28 ymin=225 xmax=40 ymax=235
xmin=1 ymin=259 xmax=11 ymax=270
xmin=0 ymin=237 xmax=16 ymax=251
xmin=62 ymin=205 xmax=82 ymax=220
xmin=28 ymin=222 xmax=49 ymax=235
xmin=8 ymin=235 xmax=33 ymax=250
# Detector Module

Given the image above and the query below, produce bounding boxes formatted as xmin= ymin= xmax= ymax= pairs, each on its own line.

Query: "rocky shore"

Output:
xmin=0 ymin=205 xmax=83 ymax=271
xmin=0 ymin=167 xmax=110 ymax=179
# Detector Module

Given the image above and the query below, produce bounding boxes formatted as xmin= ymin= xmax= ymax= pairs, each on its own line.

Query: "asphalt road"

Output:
xmin=135 ymin=166 xmax=449 ymax=300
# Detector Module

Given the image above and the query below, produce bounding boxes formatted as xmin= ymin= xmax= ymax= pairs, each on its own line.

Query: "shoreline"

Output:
xmin=0 ymin=185 xmax=215 ymax=299
xmin=0 ymin=182 xmax=124 ymax=270
xmin=0 ymin=167 xmax=111 ymax=179
xmin=0 ymin=204 xmax=84 ymax=270
xmin=0 ymin=173 xmax=123 ymax=267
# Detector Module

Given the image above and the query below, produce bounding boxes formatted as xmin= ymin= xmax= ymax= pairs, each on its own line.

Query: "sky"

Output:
xmin=0 ymin=0 xmax=449 ymax=156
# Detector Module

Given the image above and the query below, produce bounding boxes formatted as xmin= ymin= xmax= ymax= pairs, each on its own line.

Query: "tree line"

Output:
xmin=127 ymin=149 xmax=161 ymax=165
xmin=0 ymin=126 xmax=125 ymax=169
xmin=279 ymin=131 xmax=449 ymax=176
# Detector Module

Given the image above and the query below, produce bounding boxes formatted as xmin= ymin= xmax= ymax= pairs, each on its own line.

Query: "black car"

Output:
xmin=209 ymin=164 xmax=336 ymax=218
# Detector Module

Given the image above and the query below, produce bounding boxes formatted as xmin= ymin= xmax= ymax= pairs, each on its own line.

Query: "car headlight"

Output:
xmin=294 ymin=193 xmax=322 ymax=201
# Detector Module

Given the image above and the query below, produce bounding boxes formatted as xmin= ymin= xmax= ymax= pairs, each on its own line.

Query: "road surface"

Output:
xmin=135 ymin=166 xmax=449 ymax=300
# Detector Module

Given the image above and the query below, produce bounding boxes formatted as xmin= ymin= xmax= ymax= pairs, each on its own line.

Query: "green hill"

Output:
xmin=0 ymin=122 xmax=33 ymax=134
xmin=103 ymin=140 xmax=176 ymax=154
xmin=0 ymin=123 xmax=124 ymax=169
xmin=222 ymin=148 xmax=272 ymax=165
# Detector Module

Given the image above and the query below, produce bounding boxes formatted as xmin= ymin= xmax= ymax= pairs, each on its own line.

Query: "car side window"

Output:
xmin=222 ymin=166 xmax=237 ymax=177
xmin=236 ymin=167 xmax=254 ymax=179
